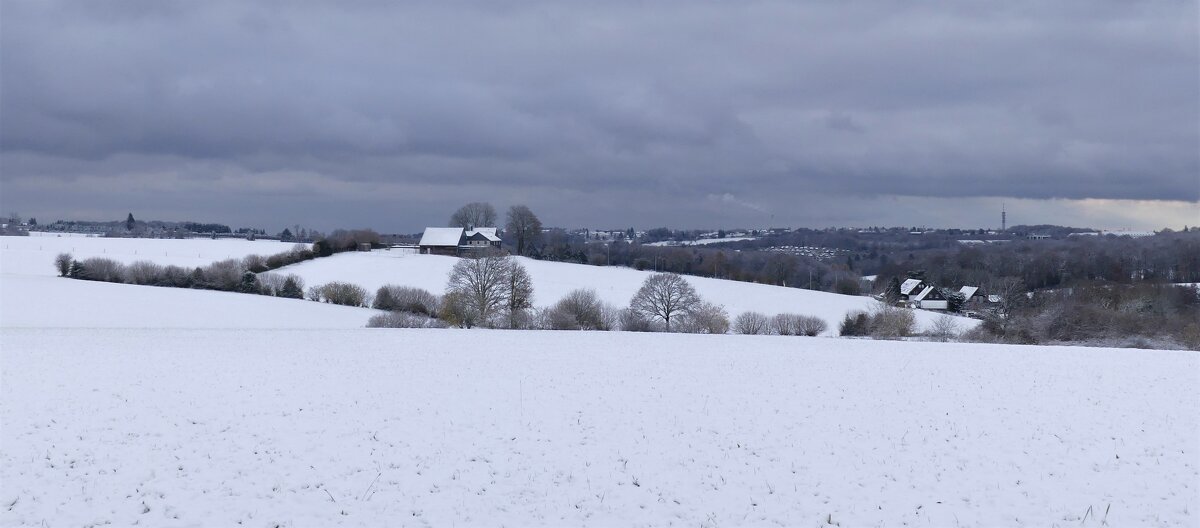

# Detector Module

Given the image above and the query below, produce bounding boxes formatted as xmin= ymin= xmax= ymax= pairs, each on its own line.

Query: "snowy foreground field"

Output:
xmin=2 ymin=329 xmax=1197 ymax=527
xmin=1 ymin=236 xmax=1196 ymax=526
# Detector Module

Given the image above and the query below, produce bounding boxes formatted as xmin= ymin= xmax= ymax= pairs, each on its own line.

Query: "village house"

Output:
xmin=898 ymin=278 xmax=925 ymax=301
xmin=417 ymin=227 xmax=502 ymax=256
xmin=910 ymin=285 xmax=948 ymax=310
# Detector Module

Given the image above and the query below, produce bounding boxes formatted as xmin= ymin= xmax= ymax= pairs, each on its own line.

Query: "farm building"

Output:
xmin=418 ymin=227 xmax=502 ymax=256
xmin=899 ymin=278 xmax=925 ymax=301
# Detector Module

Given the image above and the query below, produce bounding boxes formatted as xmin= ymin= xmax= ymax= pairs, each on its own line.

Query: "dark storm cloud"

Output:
xmin=1 ymin=0 xmax=1196 ymax=230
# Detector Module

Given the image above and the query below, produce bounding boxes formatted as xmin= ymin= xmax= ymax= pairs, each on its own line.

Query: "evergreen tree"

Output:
xmin=884 ymin=277 xmax=902 ymax=304
xmin=279 ymin=276 xmax=304 ymax=299
xmin=942 ymin=289 xmax=966 ymax=313
xmin=239 ymin=271 xmax=261 ymax=294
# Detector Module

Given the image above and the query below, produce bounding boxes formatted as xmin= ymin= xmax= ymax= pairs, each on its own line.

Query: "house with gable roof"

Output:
xmin=418 ymin=227 xmax=502 ymax=256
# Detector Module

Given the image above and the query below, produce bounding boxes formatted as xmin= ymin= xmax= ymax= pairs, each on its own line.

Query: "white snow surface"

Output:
xmin=2 ymin=328 xmax=1196 ymax=527
xmin=278 ymin=250 xmax=975 ymax=335
xmin=1 ymin=236 xmax=375 ymax=329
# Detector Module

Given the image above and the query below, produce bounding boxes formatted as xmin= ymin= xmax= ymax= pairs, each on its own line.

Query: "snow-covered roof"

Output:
xmin=466 ymin=227 xmax=501 ymax=242
xmin=913 ymin=286 xmax=935 ymax=302
xmin=418 ymin=227 xmax=464 ymax=247
xmin=959 ymin=286 xmax=979 ymax=300
xmin=900 ymin=278 xmax=923 ymax=295
xmin=986 ymin=295 xmax=1002 ymax=303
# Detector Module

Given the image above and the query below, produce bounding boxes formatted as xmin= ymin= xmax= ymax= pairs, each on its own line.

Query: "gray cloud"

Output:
xmin=1 ymin=0 xmax=1197 ymax=231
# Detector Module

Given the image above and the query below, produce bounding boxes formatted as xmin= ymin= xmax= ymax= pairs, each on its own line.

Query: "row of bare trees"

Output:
xmin=365 ymin=252 xmax=835 ymax=336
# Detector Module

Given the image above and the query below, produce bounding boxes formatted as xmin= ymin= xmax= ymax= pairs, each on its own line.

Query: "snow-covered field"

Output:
xmin=1 ymin=236 xmax=375 ymax=328
xmin=276 ymin=250 xmax=973 ymax=335
xmin=1 ymin=235 xmax=1196 ymax=526
xmin=2 ymin=329 xmax=1196 ymax=527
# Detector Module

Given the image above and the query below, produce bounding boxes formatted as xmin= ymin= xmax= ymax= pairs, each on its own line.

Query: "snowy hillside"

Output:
xmin=2 ymin=328 xmax=1195 ymax=527
xmin=1 ymin=236 xmax=376 ymax=328
xmin=278 ymin=250 xmax=976 ymax=335
xmin=0 ymin=236 xmax=299 ymax=276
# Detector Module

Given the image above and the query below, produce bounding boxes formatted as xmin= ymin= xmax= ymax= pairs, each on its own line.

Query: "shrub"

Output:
xmin=315 ymin=282 xmax=369 ymax=307
xmin=77 ymin=257 xmax=125 ymax=282
xmin=868 ymin=304 xmax=915 ymax=338
xmin=546 ymin=289 xmax=612 ymax=330
xmin=617 ymin=307 xmax=659 ymax=332
xmin=204 ymin=259 xmax=244 ymax=291
xmin=258 ymin=272 xmax=286 ymax=296
xmin=54 ymin=253 xmax=73 ymax=277
xmin=733 ymin=311 xmax=770 ymax=334
xmin=242 ymin=254 xmax=269 ymax=273
xmin=796 ymin=315 xmax=827 ymax=337
xmin=928 ymin=314 xmax=961 ymax=342
xmin=771 ymin=313 xmax=801 ymax=335
xmin=124 ymin=260 xmax=164 ymax=285
xmin=161 ymin=265 xmax=192 ymax=288
xmin=439 ymin=290 xmax=475 ymax=328
xmin=373 ymin=285 xmax=440 ymax=316
xmin=676 ymin=302 xmax=730 ymax=334
xmin=367 ymin=312 xmax=448 ymax=329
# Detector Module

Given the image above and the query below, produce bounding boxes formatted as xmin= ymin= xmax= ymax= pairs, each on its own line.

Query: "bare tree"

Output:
xmin=504 ymin=260 xmax=535 ymax=328
xmin=445 ymin=253 xmax=512 ymax=327
xmin=54 ymin=253 xmax=73 ymax=277
xmin=505 ymin=205 xmax=543 ymax=256
xmin=629 ymin=273 xmax=701 ymax=331
xmin=929 ymin=314 xmax=961 ymax=342
xmin=450 ymin=202 xmax=498 ymax=228
xmin=733 ymin=311 xmax=770 ymax=334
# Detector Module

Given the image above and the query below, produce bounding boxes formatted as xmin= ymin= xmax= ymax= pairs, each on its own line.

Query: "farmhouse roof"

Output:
xmin=900 ymin=278 xmax=924 ymax=295
xmin=959 ymin=286 xmax=979 ymax=300
xmin=419 ymin=227 xmax=464 ymax=247
xmin=466 ymin=227 xmax=501 ymax=242
xmin=913 ymin=286 xmax=935 ymax=301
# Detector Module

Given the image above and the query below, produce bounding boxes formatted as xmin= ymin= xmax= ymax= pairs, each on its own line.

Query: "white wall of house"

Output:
xmin=920 ymin=300 xmax=949 ymax=310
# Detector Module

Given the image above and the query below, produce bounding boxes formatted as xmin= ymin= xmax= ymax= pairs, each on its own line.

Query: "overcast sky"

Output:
xmin=2 ymin=0 xmax=1197 ymax=232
